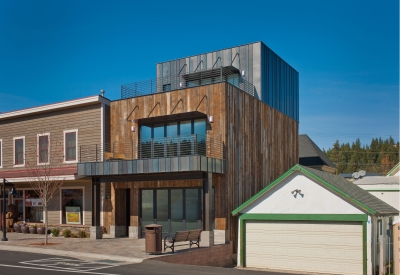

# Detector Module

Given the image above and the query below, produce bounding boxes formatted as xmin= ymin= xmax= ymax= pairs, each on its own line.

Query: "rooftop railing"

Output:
xmin=79 ymin=134 xmax=224 ymax=163
xmin=121 ymin=66 xmax=255 ymax=99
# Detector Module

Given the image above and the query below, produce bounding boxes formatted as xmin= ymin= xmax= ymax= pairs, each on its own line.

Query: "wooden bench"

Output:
xmin=163 ymin=229 xmax=202 ymax=253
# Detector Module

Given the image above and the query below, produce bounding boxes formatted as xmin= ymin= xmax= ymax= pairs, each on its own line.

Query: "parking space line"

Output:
xmin=0 ymin=263 xmax=121 ymax=275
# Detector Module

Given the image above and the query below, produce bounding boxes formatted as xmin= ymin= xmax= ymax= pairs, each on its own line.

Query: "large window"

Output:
xmin=13 ymin=136 xmax=25 ymax=166
xmin=25 ymin=190 xmax=44 ymax=223
xmin=139 ymin=118 xmax=206 ymax=158
xmin=140 ymin=188 xmax=202 ymax=237
xmin=38 ymin=134 xmax=50 ymax=164
xmin=64 ymin=130 xmax=78 ymax=162
xmin=61 ymin=188 xmax=84 ymax=224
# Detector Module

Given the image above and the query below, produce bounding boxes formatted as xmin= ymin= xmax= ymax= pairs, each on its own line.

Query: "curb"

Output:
xmin=0 ymin=245 xmax=143 ymax=264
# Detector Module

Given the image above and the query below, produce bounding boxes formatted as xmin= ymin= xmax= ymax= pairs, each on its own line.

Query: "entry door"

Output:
xmin=14 ymin=198 xmax=24 ymax=222
xmin=140 ymin=188 xmax=202 ymax=237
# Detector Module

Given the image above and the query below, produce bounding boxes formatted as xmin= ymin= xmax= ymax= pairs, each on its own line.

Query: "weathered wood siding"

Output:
xmin=109 ymin=82 xmax=298 ymax=244
xmin=0 ymin=104 xmax=103 ymax=170
xmin=219 ymin=84 xmax=298 ymax=246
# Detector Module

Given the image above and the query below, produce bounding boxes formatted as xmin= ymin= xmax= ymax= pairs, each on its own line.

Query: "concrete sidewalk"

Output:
xmin=0 ymin=232 xmax=179 ymax=264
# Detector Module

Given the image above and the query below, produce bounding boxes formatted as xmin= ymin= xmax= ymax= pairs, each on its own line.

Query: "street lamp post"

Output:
xmin=2 ymin=179 xmax=17 ymax=241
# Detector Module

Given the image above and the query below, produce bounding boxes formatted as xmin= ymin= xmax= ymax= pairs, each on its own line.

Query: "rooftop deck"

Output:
xmin=120 ymin=66 xmax=255 ymax=99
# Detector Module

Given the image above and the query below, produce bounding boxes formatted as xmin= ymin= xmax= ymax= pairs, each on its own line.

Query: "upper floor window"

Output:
xmin=38 ymin=134 xmax=50 ymax=164
xmin=139 ymin=118 xmax=206 ymax=158
xmin=64 ymin=130 xmax=78 ymax=163
xmin=0 ymin=139 xmax=2 ymax=168
xmin=140 ymin=118 xmax=206 ymax=140
xmin=13 ymin=136 xmax=25 ymax=166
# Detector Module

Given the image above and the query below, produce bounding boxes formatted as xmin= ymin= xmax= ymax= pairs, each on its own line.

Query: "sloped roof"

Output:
xmin=353 ymin=176 xmax=399 ymax=185
xmin=232 ymin=164 xmax=399 ymax=216
xmin=386 ymin=162 xmax=400 ymax=176
xmin=299 ymin=134 xmax=336 ymax=168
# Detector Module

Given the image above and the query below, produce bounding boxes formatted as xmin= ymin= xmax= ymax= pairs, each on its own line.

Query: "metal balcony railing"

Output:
xmin=121 ymin=66 xmax=255 ymax=99
xmin=79 ymin=135 xmax=224 ymax=162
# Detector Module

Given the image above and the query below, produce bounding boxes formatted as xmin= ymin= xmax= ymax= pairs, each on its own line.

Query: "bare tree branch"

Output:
xmin=23 ymin=130 xmax=65 ymax=245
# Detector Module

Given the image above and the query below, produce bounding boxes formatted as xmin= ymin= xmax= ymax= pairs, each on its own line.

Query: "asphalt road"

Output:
xmin=0 ymin=250 xmax=296 ymax=275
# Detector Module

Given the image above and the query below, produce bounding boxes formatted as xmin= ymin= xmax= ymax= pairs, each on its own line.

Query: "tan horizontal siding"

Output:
xmin=0 ymin=104 xmax=102 ymax=170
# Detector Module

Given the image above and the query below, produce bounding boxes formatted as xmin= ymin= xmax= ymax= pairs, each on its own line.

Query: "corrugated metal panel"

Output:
xmin=155 ymin=42 xmax=299 ymax=121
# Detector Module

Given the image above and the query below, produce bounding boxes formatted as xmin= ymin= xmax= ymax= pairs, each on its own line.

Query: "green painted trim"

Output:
xmin=386 ymin=162 xmax=400 ymax=176
xmin=239 ymin=216 xmax=246 ymax=267
xmin=299 ymin=167 xmax=376 ymax=215
xmin=362 ymin=221 xmax=367 ymax=275
xmin=364 ymin=189 xmax=400 ymax=192
xmin=239 ymin=213 xmax=368 ymax=222
xmin=231 ymin=167 xmax=296 ymax=215
xmin=232 ymin=164 xmax=377 ymax=216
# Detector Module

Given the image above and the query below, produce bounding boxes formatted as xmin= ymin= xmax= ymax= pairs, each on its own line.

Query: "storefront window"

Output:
xmin=25 ymin=190 xmax=43 ymax=223
xmin=61 ymin=189 xmax=83 ymax=224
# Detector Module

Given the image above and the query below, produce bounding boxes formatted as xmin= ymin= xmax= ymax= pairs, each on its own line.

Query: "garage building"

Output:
xmin=232 ymin=165 xmax=399 ymax=275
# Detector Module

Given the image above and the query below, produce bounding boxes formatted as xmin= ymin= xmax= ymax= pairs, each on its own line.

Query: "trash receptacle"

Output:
xmin=145 ymin=224 xmax=162 ymax=254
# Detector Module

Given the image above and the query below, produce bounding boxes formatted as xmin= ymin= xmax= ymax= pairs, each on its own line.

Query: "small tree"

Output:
xmin=24 ymin=133 xmax=65 ymax=245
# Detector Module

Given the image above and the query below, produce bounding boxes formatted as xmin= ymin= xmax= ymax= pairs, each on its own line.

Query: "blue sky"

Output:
xmin=0 ymin=0 xmax=398 ymax=150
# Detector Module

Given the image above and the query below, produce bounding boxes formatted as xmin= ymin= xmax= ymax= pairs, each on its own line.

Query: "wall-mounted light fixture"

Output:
xmin=180 ymin=82 xmax=183 ymax=88
xmin=291 ymin=189 xmax=302 ymax=195
xmin=241 ymin=70 xmax=245 ymax=77
xmin=209 ymin=116 xmax=214 ymax=123
xmin=131 ymin=126 xmax=135 ymax=132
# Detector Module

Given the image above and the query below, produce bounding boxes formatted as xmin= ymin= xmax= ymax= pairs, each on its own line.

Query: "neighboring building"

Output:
xmin=0 ymin=95 xmax=110 ymax=228
xmin=232 ymin=164 xmax=399 ymax=275
xmin=340 ymin=172 xmax=382 ymax=182
xmin=298 ymin=134 xmax=337 ymax=174
xmin=386 ymin=162 xmax=400 ymax=176
xmin=353 ymin=163 xmax=400 ymax=275
xmin=78 ymin=41 xmax=299 ymax=248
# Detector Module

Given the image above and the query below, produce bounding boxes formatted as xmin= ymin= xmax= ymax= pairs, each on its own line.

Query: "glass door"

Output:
xmin=170 ymin=189 xmax=183 ymax=232
xmin=156 ymin=190 xmax=169 ymax=235
xmin=14 ymin=198 xmax=24 ymax=222
xmin=140 ymin=188 xmax=203 ymax=238
xmin=140 ymin=190 xmax=154 ymax=237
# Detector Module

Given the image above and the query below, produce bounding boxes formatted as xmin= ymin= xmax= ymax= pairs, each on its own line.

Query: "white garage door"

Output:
xmin=245 ymin=221 xmax=363 ymax=275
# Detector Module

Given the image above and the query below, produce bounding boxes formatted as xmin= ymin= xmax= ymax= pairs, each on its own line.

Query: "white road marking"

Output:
xmin=18 ymin=257 xmax=123 ymax=273
xmin=0 ymin=263 xmax=121 ymax=274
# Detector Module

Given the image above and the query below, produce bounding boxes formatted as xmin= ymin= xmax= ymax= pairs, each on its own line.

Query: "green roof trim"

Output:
xmin=299 ymin=166 xmax=376 ymax=215
xmin=231 ymin=166 xmax=296 ymax=216
xmin=232 ymin=164 xmax=398 ymax=216
xmin=386 ymin=162 xmax=400 ymax=176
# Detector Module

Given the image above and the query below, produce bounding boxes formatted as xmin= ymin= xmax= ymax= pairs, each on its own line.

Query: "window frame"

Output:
xmin=13 ymin=136 xmax=25 ymax=167
xmin=63 ymin=129 xmax=78 ymax=163
xmin=37 ymin=133 xmax=50 ymax=165
xmin=59 ymin=186 xmax=85 ymax=225
xmin=0 ymin=139 xmax=2 ymax=169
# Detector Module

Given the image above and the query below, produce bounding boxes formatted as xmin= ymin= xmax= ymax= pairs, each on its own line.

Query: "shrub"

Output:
xmin=70 ymin=232 xmax=78 ymax=238
xmin=78 ymin=230 xmax=88 ymax=238
xmin=62 ymin=229 xmax=72 ymax=238
xmin=51 ymin=228 xmax=60 ymax=237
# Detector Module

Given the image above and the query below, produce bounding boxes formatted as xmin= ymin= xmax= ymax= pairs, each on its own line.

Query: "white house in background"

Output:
xmin=386 ymin=162 xmax=400 ymax=177
xmin=232 ymin=164 xmax=399 ymax=275
xmin=353 ymin=162 xmax=400 ymax=275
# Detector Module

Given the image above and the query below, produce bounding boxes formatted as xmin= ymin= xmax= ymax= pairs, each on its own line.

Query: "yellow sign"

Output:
xmin=65 ymin=206 xmax=81 ymax=224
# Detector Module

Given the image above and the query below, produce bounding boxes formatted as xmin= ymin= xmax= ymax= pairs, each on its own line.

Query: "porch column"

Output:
xmin=202 ymin=172 xmax=214 ymax=246
xmin=90 ymin=177 xmax=102 ymax=239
